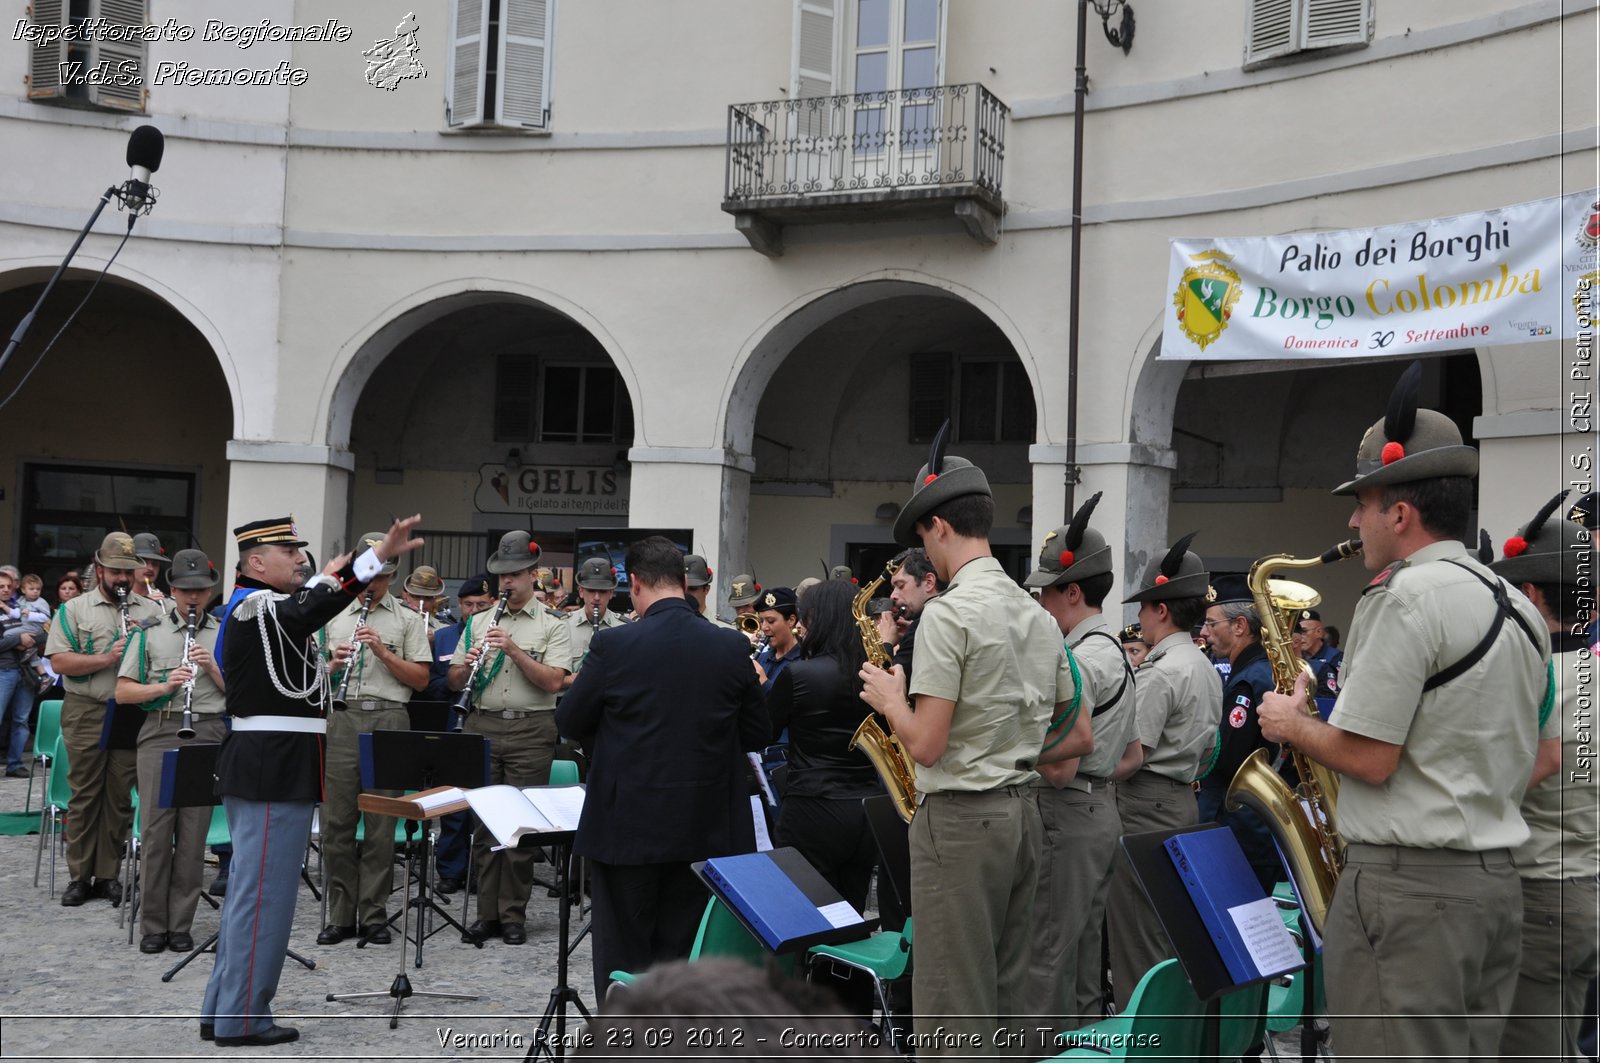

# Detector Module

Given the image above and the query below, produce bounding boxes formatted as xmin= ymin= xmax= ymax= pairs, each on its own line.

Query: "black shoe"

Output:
xmin=208 ymin=874 xmax=228 ymax=897
xmin=5 ymin=766 xmax=29 ymax=778
xmin=199 ymin=1023 xmax=214 ymax=1042
xmin=139 ymin=933 xmax=167 ymax=953
xmin=60 ymin=880 xmax=91 ymax=907
xmin=317 ymin=923 xmax=357 ymax=945
xmin=362 ymin=924 xmax=392 ymax=945
xmin=93 ymin=878 xmax=123 ymax=906
xmin=168 ymin=932 xmax=194 ymax=952
xmin=214 ymin=1024 xmax=299 ymax=1047
xmin=436 ymin=877 xmax=465 ymax=895
xmin=501 ymin=922 xmax=526 ymax=945
xmin=467 ymin=919 xmax=501 ymax=940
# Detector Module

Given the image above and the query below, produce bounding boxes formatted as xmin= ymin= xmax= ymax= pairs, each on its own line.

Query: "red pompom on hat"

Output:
xmin=706 ymin=566 xmax=713 ymax=578
xmin=1058 ymin=549 xmax=1075 ymax=569
xmin=528 ymin=541 xmax=540 ymax=554
xmin=754 ymin=582 xmax=761 ymax=593
xmin=1380 ymin=441 xmax=1406 ymax=465
xmin=1503 ymin=536 xmax=1529 ymax=558
xmin=1154 ymin=574 xmax=1169 ymax=585
xmin=923 ymin=473 xmax=938 ymax=486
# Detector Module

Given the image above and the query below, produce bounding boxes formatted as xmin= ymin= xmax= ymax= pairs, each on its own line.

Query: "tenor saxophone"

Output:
xmin=1224 ymin=538 xmax=1361 ymax=937
xmin=849 ymin=560 xmax=919 ymax=823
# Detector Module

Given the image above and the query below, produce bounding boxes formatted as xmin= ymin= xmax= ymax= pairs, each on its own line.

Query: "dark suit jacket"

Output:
xmin=556 ymin=595 xmax=768 ymax=865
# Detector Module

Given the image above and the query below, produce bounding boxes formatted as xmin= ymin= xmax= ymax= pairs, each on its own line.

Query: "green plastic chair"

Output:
xmin=550 ymin=759 xmax=579 ymax=786
xmin=1053 ymin=958 xmax=1205 ymax=1061
xmin=120 ymin=785 xmax=142 ymax=939
xmin=34 ymin=733 xmax=71 ymax=894
xmin=608 ymin=894 xmax=798 ymax=993
xmin=24 ymin=699 xmax=63 ymax=815
xmin=1265 ymin=951 xmax=1327 ymax=1060
xmin=810 ymin=917 xmax=913 ymax=1049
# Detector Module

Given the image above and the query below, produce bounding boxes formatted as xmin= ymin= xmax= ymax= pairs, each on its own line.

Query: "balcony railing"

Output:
xmin=722 ymin=82 xmax=1008 ymax=255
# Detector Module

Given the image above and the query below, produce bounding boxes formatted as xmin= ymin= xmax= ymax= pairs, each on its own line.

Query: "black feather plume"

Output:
xmin=1522 ymin=490 xmax=1570 ymax=541
xmin=1384 ymin=361 xmax=1423 ymax=445
xmin=1476 ymin=529 xmax=1493 ymax=564
xmin=926 ymin=419 xmax=951 ymax=478
xmin=1064 ymin=491 xmax=1103 ymax=550
xmin=1160 ymin=531 xmax=1199 ymax=578
xmin=819 ymin=558 xmax=829 ymax=578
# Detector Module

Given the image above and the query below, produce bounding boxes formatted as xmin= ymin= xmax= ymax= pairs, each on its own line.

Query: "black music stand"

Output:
xmin=516 ymin=823 xmax=588 ymax=1063
xmin=157 ymin=744 xmax=315 ymax=983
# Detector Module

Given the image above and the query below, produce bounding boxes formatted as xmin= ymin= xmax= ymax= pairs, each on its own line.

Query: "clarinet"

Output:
xmin=115 ymin=585 xmax=131 ymax=637
xmin=330 ymin=592 xmax=373 ymax=711
xmin=450 ymin=588 xmax=512 ymax=721
xmin=177 ymin=605 xmax=198 ymax=740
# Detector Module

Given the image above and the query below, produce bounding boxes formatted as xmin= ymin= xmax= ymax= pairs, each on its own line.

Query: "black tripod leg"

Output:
xmin=160 ymin=932 xmax=219 ymax=982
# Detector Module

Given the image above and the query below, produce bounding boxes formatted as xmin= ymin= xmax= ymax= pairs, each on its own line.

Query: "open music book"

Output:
xmin=463 ymin=784 xmax=586 ymax=849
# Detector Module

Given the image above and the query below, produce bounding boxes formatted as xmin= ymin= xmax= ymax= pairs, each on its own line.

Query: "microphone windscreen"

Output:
xmin=126 ymin=125 xmax=164 ymax=173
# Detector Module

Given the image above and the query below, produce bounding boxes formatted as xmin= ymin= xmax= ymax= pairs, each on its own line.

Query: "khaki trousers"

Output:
xmin=135 ymin=711 xmax=226 ymax=935
xmin=467 ymin=710 xmax=556 ymax=924
xmin=1106 ymin=770 xmax=1196 ymax=1009
xmin=322 ymin=704 xmax=410 ymax=928
xmin=1028 ymin=781 xmax=1120 ymax=1028
xmin=909 ymin=786 xmax=1041 ymax=1059
xmin=1498 ymin=874 xmax=1600 ymax=1062
xmin=61 ymin=690 xmax=138 ymax=882
xmin=1327 ymin=843 xmax=1523 ymax=1063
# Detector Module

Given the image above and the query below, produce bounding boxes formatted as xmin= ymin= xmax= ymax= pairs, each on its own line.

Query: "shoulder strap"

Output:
xmin=1422 ymin=560 xmax=1544 ymax=693
xmin=1076 ymin=629 xmax=1133 ymax=716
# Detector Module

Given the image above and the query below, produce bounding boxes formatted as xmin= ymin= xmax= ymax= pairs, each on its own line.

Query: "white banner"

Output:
xmin=1163 ymin=190 xmax=1600 ymax=360
xmin=473 ymin=464 xmax=628 ymax=516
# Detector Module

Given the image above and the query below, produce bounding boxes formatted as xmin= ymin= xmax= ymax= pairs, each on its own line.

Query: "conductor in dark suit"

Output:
xmin=556 ymin=536 xmax=768 ymax=1000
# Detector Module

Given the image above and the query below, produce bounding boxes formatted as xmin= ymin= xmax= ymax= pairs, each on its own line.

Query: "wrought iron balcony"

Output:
xmin=722 ymin=82 xmax=1008 ymax=256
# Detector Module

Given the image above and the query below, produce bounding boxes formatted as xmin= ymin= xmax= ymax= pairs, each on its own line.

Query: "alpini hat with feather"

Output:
xmin=1492 ymin=490 xmax=1589 ymax=585
xmin=1124 ymin=531 xmax=1213 ymax=604
xmin=893 ymin=420 xmax=992 ymax=547
xmin=1025 ymin=491 xmax=1113 ymax=588
xmin=1333 ymin=361 xmax=1478 ymax=495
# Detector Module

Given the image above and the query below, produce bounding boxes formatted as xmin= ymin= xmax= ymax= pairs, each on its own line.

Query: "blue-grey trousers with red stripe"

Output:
xmin=200 ymin=797 xmax=314 ymax=1038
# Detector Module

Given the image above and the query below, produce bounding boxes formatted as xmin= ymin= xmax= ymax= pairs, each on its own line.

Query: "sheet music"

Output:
xmin=1229 ymin=896 xmax=1302 ymax=977
xmin=413 ymin=786 xmax=467 ymax=815
xmin=750 ymin=795 xmax=773 ymax=852
xmin=818 ymin=900 xmax=862 ymax=929
xmin=519 ymin=784 xmax=586 ymax=832
xmin=464 ymin=784 xmax=556 ymax=849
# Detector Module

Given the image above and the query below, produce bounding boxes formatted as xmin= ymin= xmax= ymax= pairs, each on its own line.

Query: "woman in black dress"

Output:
xmin=766 ymin=580 xmax=883 ymax=911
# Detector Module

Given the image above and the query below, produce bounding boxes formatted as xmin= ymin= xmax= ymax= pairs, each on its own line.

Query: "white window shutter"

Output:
xmin=27 ymin=0 xmax=67 ymax=100
xmin=792 ymin=0 xmax=837 ymax=99
xmin=448 ymin=0 xmax=488 ymax=127
xmin=498 ymin=0 xmax=551 ymax=129
xmin=92 ymin=0 xmax=146 ymax=111
xmin=1244 ymin=0 xmax=1297 ymax=65
xmin=1304 ymin=0 xmax=1371 ymax=50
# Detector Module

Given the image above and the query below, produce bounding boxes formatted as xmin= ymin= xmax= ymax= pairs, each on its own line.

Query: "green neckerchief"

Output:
xmin=1041 ymin=643 xmax=1084 ymax=755
xmin=54 ymin=600 xmax=136 ymax=685
xmin=135 ymin=625 xmax=176 ymax=711
xmin=463 ymin=610 xmax=506 ymax=694
xmin=1538 ymin=658 xmax=1555 ymax=731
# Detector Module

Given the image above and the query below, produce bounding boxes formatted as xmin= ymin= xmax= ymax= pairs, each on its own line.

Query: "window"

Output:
xmin=20 ymin=463 xmax=194 ymax=581
xmin=908 ymin=353 xmax=1034 ymax=444
xmin=26 ymin=0 xmax=147 ymax=112
xmin=1244 ymin=0 xmax=1372 ymax=68
xmin=493 ymin=354 xmax=632 ymax=444
xmin=448 ymin=0 xmax=552 ymax=130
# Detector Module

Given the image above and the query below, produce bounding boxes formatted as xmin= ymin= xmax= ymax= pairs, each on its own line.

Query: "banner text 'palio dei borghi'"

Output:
xmin=1163 ymin=191 xmax=1600 ymax=360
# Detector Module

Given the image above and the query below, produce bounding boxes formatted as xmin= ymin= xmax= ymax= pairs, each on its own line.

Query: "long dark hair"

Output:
xmin=798 ymin=580 xmax=868 ymax=673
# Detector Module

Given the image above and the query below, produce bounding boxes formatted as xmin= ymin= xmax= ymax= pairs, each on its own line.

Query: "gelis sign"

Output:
xmin=1164 ymin=190 xmax=1599 ymax=360
xmin=474 ymin=464 xmax=628 ymax=516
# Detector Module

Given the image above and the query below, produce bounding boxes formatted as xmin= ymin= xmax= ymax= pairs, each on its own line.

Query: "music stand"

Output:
xmin=516 ymin=821 xmax=587 ymax=1063
xmin=157 ymin=744 xmax=316 ymax=983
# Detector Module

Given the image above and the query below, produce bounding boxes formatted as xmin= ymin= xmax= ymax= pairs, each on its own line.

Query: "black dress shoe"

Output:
xmin=467 ymin=918 xmax=501 ymax=939
xmin=199 ymin=1023 xmax=214 ymax=1042
xmin=436 ymin=876 xmax=465 ymax=894
xmin=501 ymin=922 xmax=527 ymax=945
xmin=168 ymin=931 xmax=195 ymax=952
xmin=140 ymin=933 xmax=167 ymax=953
xmin=317 ymin=923 xmax=357 ymax=945
xmin=93 ymin=878 xmax=123 ymax=906
xmin=208 ymin=874 xmax=228 ymax=897
xmin=362 ymin=924 xmax=392 ymax=945
xmin=214 ymin=1024 xmax=299 ymax=1047
xmin=60 ymin=880 xmax=91 ymax=907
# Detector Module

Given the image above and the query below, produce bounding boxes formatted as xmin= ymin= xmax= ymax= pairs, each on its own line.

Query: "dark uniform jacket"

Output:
xmin=766 ymin=654 xmax=882 ymax=801
xmin=215 ymin=565 xmax=367 ymax=802
xmin=556 ymin=595 xmax=768 ymax=865
xmin=1201 ymin=640 xmax=1277 ymax=791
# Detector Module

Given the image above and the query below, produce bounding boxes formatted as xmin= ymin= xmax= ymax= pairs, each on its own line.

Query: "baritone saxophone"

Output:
xmin=849 ymin=560 xmax=919 ymax=823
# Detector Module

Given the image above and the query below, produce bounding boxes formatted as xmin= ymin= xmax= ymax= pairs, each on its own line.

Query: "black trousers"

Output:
xmin=774 ymin=794 xmax=879 ymax=914
xmin=588 ymin=860 xmax=708 ymax=1002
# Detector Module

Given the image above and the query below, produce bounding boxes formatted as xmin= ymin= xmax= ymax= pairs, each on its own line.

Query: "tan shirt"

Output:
xmin=45 ymin=586 xmax=163 ymax=701
xmin=451 ymin=600 xmax=572 ymax=712
xmin=321 ymin=592 xmax=431 ymax=704
xmin=1066 ymin=613 xmax=1139 ymax=780
xmin=1330 ymin=540 xmax=1548 ymax=850
xmin=1133 ymin=631 xmax=1223 ymax=781
xmin=117 ymin=606 xmax=225 ymax=716
xmin=909 ymin=556 xmax=1075 ymax=794
xmin=1513 ymin=645 xmax=1596 ymax=878
xmin=565 ymin=608 xmax=626 ymax=673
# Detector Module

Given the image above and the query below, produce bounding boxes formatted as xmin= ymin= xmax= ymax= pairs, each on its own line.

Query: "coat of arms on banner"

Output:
xmin=1172 ymin=251 xmax=1243 ymax=351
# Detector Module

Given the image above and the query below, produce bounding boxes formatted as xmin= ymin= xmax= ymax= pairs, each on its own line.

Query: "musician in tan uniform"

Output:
xmin=562 ymin=556 xmax=626 ymax=684
xmin=45 ymin=532 xmax=164 ymax=907
xmin=115 ymin=548 xmax=227 ymax=953
xmin=401 ymin=565 xmax=447 ymax=638
xmin=859 ymin=430 xmax=1090 ymax=1057
xmin=685 ymin=554 xmax=736 ymax=630
xmin=1259 ymin=363 xmax=1548 ymax=1062
xmin=1024 ymin=492 xmax=1140 ymax=1027
xmin=317 ymin=532 xmax=432 ymax=945
xmin=1105 ymin=532 xmax=1220 ymax=1009
xmin=449 ymin=530 xmax=572 ymax=945
xmin=1491 ymin=492 xmax=1598 ymax=1060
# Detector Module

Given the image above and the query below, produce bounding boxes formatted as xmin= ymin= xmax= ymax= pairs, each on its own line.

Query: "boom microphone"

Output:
xmin=118 ymin=125 xmax=164 ymax=218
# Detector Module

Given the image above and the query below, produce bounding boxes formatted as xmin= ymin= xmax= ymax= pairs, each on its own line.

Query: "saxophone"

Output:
xmin=1224 ymin=538 xmax=1361 ymax=937
xmin=849 ymin=560 xmax=919 ymax=823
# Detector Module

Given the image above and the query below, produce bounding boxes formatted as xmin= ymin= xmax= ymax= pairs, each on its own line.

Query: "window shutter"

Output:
xmin=448 ymin=0 xmax=488 ymax=127
xmin=499 ymin=0 xmax=551 ymax=130
xmin=1303 ymin=0 xmax=1370 ymax=50
xmin=494 ymin=353 xmax=535 ymax=441
xmin=908 ymin=352 xmax=952 ymax=443
xmin=792 ymin=0 xmax=837 ymax=99
xmin=27 ymin=0 xmax=67 ymax=100
xmin=1244 ymin=0 xmax=1296 ymax=65
xmin=92 ymin=0 xmax=146 ymax=111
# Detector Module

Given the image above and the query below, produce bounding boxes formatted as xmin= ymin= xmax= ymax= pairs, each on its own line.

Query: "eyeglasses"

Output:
xmin=1199 ymin=618 xmax=1234 ymax=630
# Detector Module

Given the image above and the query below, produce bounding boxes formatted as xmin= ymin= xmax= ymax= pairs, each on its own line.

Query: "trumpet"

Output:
xmin=177 ymin=605 xmax=198 ymax=740
xmin=451 ymin=588 xmax=512 ymax=718
xmin=330 ymin=592 xmax=373 ymax=711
